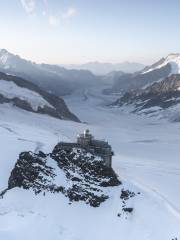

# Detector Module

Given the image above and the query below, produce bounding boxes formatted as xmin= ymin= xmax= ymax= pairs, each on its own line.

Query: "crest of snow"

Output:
xmin=0 ymin=49 xmax=17 ymax=69
xmin=0 ymin=51 xmax=10 ymax=65
xmin=143 ymin=53 xmax=180 ymax=74
xmin=138 ymin=106 xmax=162 ymax=114
xmin=0 ymin=80 xmax=54 ymax=111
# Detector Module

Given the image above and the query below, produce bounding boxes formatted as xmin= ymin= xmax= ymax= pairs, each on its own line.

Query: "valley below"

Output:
xmin=0 ymin=84 xmax=180 ymax=240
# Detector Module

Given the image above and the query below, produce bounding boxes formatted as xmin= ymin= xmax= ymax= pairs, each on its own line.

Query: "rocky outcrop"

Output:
xmin=7 ymin=144 xmax=121 ymax=207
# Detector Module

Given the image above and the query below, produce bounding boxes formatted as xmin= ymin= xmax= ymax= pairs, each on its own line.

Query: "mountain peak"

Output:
xmin=142 ymin=53 xmax=180 ymax=75
xmin=166 ymin=53 xmax=180 ymax=61
xmin=0 ymin=49 xmax=12 ymax=66
xmin=166 ymin=53 xmax=180 ymax=58
xmin=0 ymin=48 xmax=8 ymax=54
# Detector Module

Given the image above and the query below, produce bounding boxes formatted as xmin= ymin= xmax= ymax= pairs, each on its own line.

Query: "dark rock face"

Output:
xmin=122 ymin=207 xmax=133 ymax=213
xmin=8 ymin=152 xmax=57 ymax=194
xmin=144 ymin=74 xmax=180 ymax=94
xmin=118 ymin=189 xmax=137 ymax=217
xmin=52 ymin=144 xmax=120 ymax=187
xmin=7 ymin=145 xmax=121 ymax=207
xmin=0 ymin=72 xmax=80 ymax=122
xmin=120 ymin=189 xmax=136 ymax=201
xmin=112 ymin=74 xmax=180 ymax=117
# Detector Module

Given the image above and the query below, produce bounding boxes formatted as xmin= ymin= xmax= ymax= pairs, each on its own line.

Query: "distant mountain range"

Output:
xmin=0 ymin=71 xmax=80 ymax=122
xmin=2 ymin=48 xmax=180 ymax=121
xmin=111 ymin=53 xmax=180 ymax=121
xmin=0 ymin=49 xmax=101 ymax=96
xmin=0 ymin=49 xmax=145 ymax=98
xmin=63 ymin=61 xmax=145 ymax=75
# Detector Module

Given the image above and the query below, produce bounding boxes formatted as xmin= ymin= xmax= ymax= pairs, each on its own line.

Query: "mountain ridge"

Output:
xmin=0 ymin=49 xmax=101 ymax=96
xmin=112 ymin=74 xmax=180 ymax=121
xmin=0 ymin=71 xmax=80 ymax=122
xmin=105 ymin=53 xmax=180 ymax=95
xmin=63 ymin=61 xmax=145 ymax=75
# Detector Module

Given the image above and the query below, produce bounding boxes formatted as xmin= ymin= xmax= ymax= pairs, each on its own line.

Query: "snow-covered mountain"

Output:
xmin=0 ymin=71 xmax=80 ymax=122
xmin=111 ymin=74 xmax=180 ymax=121
xmin=102 ymin=70 xmax=125 ymax=84
xmin=106 ymin=65 xmax=171 ymax=95
xmin=142 ymin=53 xmax=180 ymax=74
xmin=63 ymin=61 xmax=145 ymax=75
xmin=107 ymin=53 xmax=180 ymax=121
xmin=105 ymin=53 xmax=180 ymax=95
xmin=0 ymin=49 xmax=101 ymax=96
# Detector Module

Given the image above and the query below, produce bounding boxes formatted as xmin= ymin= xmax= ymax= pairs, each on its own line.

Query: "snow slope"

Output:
xmin=143 ymin=53 xmax=180 ymax=74
xmin=0 ymin=72 xmax=80 ymax=122
xmin=0 ymin=85 xmax=180 ymax=239
xmin=0 ymin=80 xmax=53 ymax=111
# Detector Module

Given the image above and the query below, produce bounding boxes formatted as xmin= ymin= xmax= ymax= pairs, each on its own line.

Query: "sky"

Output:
xmin=1 ymin=0 xmax=180 ymax=65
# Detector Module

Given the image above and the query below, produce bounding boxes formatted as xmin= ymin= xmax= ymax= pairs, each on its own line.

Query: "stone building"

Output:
xmin=59 ymin=129 xmax=114 ymax=168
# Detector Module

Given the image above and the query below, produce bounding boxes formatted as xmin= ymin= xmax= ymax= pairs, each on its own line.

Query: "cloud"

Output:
xmin=62 ymin=7 xmax=77 ymax=19
xmin=20 ymin=0 xmax=36 ymax=14
xmin=48 ymin=15 xmax=60 ymax=27
xmin=20 ymin=0 xmax=77 ymax=27
xmin=48 ymin=7 xmax=77 ymax=27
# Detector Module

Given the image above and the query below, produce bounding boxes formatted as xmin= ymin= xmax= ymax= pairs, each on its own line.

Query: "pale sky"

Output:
xmin=1 ymin=0 xmax=180 ymax=64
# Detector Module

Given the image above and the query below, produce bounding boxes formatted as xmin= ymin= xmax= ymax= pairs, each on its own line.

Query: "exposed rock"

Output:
xmin=118 ymin=189 xmax=137 ymax=217
xmin=120 ymin=189 xmax=136 ymax=200
xmin=122 ymin=207 xmax=133 ymax=213
xmin=51 ymin=145 xmax=120 ymax=188
xmin=112 ymin=74 xmax=180 ymax=120
xmin=6 ymin=144 xmax=121 ymax=207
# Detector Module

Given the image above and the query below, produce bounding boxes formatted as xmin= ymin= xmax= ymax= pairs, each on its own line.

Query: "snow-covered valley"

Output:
xmin=0 ymin=86 xmax=180 ymax=240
